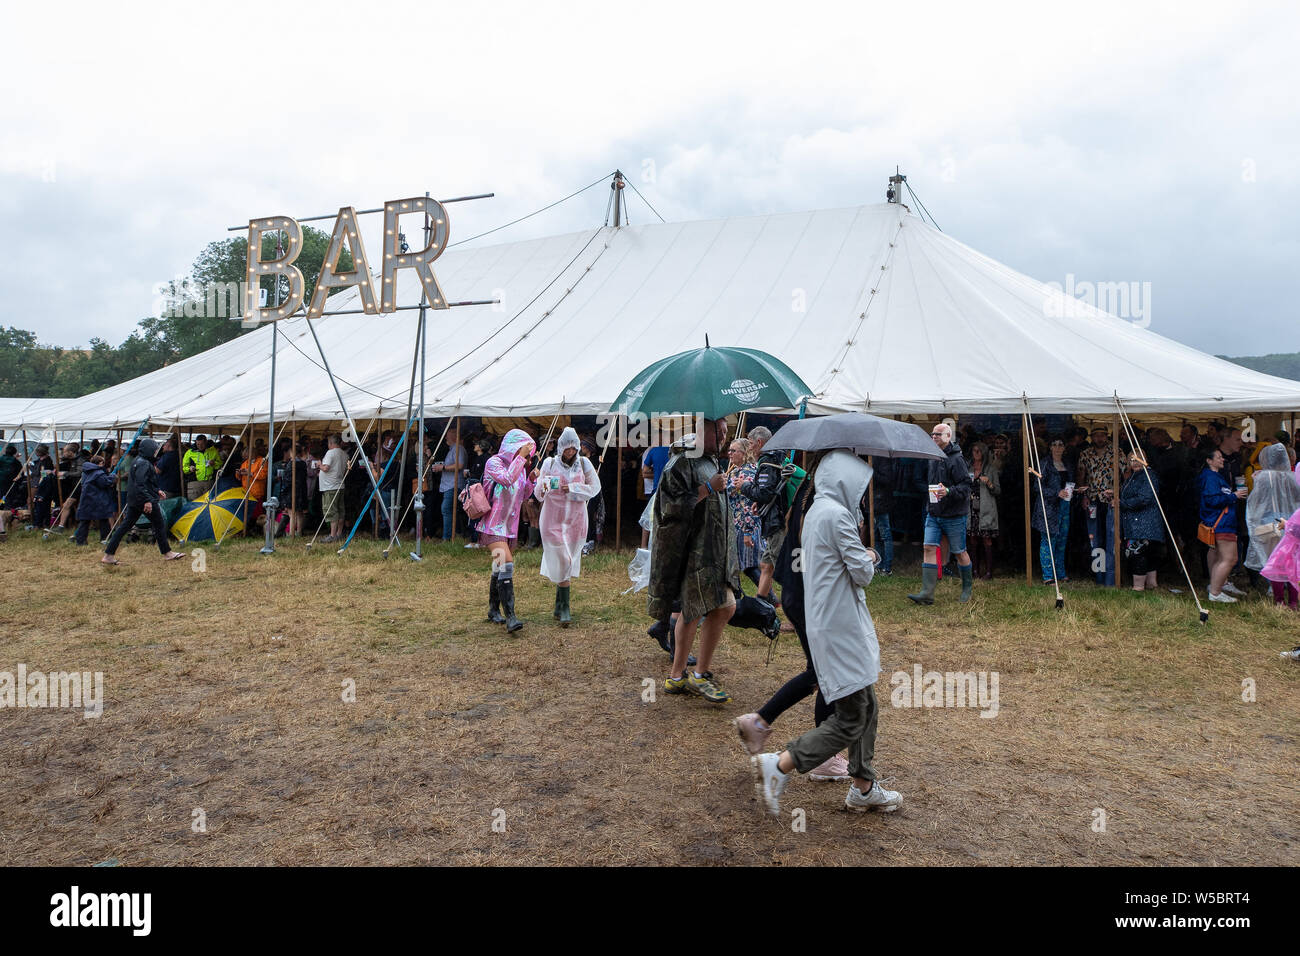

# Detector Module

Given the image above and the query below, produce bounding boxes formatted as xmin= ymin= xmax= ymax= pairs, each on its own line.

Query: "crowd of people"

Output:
xmin=4 ymin=412 xmax=1300 ymax=816
xmin=0 ymin=423 xmax=615 ymax=554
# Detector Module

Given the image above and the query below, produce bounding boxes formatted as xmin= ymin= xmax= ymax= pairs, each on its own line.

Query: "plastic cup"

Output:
xmin=928 ymin=484 xmax=941 ymax=503
xmin=1065 ymin=482 xmax=1075 ymax=501
xmin=1234 ymin=477 xmax=1246 ymax=492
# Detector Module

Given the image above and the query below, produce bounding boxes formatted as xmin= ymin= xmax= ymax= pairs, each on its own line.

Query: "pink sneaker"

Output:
xmin=733 ymin=713 xmax=772 ymax=756
xmin=808 ymin=753 xmax=850 ymax=782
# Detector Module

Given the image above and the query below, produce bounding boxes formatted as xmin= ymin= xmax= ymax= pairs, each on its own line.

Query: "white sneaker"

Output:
xmin=751 ymin=753 xmax=788 ymax=817
xmin=1222 ymin=582 xmax=1247 ymax=597
xmin=1208 ymin=590 xmax=1237 ymax=603
xmin=845 ymin=780 xmax=902 ymax=813
xmin=1281 ymin=647 xmax=1300 ymax=661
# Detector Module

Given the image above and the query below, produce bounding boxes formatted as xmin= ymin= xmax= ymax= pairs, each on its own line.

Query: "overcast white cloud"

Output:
xmin=1 ymin=0 xmax=1296 ymax=355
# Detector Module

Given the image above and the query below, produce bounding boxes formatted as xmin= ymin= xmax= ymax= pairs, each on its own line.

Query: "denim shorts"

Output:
xmin=924 ymin=512 xmax=968 ymax=552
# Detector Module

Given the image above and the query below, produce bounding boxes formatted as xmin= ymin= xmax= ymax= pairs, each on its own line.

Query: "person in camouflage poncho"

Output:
xmin=648 ymin=418 xmax=741 ymax=703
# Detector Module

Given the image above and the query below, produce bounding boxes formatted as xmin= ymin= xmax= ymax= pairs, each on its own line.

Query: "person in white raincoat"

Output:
xmin=535 ymin=427 xmax=602 ymax=626
xmin=750 ymin=449 xmax=902 ymax=816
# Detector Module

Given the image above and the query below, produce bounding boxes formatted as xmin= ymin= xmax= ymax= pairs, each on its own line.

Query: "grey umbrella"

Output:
xmin=767 ymin=412 xmax=944 ymax=459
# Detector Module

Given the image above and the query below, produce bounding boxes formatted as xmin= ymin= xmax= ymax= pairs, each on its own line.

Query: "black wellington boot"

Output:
xmin=487 ymin=572 xmax=505 ymax=624
xmin=500 ymin=576 xmax=523 ymax=632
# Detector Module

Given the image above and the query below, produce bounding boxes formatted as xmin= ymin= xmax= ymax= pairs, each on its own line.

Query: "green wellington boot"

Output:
xmin=959 ymin=564 xmax=974 ymax=603
xmin=908 ymin=564 xmax=938 ymax=606
xmin=557 ymin=586 xmax=571 ymax=627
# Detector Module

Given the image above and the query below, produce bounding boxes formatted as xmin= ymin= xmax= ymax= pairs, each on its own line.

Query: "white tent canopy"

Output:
xmin=20 ymin=203 xmax=1300 ymax=429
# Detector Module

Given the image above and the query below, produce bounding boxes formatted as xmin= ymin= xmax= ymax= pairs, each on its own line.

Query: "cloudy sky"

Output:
xmin=2 ymin=0 xmax=1296 ymax=356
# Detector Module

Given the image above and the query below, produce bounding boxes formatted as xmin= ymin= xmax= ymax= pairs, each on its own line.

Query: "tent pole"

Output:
xmin=262 ymin=236 xmax=282 ymax=555
xmin=1022 ymin=416 xmax=1031 ymax=583
xmin=115 ymin=428 xmax=123 ymax=517
xmin=412 ymin=192 xmax=434 ymax=560
xmin=615 ymin=415 xmax=623 ymax=552
xmin=301 ymin=317 xmax=398 ymax=549
xmin=1112 ymin=415 xmax=1122 ymax=587
xmin=23 ymin=429 xmax=34 ymax=521
xmin=451 ymin=416 xmax=459 ymax=542
xmin=413 ymin=310 xmax=428 ymax=558
xmin=52 ymin=421 xmax=64 ymax=516
xmin=291 ymin=422 xmax=298 ymax=536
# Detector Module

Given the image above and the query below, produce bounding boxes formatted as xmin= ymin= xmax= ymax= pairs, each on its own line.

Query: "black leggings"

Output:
xmin=74 ymin=518 xmax=111 ymax=545
xmin=757 ymin=598 xmax=833 ymax=728
xmin=104 ymin=502 xmax=171 ymax=555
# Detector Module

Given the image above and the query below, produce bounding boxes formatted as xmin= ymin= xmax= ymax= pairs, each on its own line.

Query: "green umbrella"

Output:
xmin=611 ymin=339 xmax=813 ymax=420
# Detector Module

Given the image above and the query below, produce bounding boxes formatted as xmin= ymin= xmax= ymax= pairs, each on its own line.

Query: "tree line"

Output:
xmin=0 ymin=227 xmax=351 ymax=398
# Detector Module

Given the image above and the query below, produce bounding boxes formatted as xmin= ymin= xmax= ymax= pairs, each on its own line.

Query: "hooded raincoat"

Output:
xmin=1245 ymin=442 xmax=1300 ymax=571
xmin=647 ymin=433 xmax=740 ymax=622
xmin=535 ymin=428 xmax=602 ymax=582
xmin=76 ymin=462 xmax=117 ymax=521
xmin=801 ymin=450 xmax=879 ymax=704
xmin=476 ymin=429 xmax=535 ymax=542
xmin=1261 ymin=507 xmax=1300 ymax=588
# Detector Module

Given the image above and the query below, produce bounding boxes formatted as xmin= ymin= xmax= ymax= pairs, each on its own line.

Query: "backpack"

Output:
xmin=459 ymin=480 xmax=492 ymax=520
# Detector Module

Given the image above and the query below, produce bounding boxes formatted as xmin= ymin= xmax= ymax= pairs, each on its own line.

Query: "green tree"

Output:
xmin=144 ymin=226 xmax=353 ymax=363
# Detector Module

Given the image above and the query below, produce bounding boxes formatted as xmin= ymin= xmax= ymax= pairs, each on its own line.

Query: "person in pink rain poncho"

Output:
xmin=477 ymin=428 xmax=536 ymax=632
xmin=1260 ymin=505 xmax=1300 ymax=611
xmin=534 ymin=427 xmax=602 ymax=626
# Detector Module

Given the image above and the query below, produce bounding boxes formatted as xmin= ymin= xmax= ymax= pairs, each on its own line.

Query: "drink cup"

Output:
xmin=1234 ymin=477 xmax=1246 ymax=492
xmin=928 ymin=484 xmax=942 ymax=503
xmin=1065 ymin=482 xmax=1075 ymax=501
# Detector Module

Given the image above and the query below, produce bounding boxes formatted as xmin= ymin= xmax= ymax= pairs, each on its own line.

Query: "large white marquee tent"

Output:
xmin=8 ymin=201 xmax=1300 ymax=431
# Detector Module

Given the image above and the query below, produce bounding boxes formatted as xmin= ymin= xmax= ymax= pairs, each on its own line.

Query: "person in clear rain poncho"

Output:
xmin=1246 ymin=441 xmax=1300 ymax=606
xmin=534 ymin=427 xmax=602 ymax=626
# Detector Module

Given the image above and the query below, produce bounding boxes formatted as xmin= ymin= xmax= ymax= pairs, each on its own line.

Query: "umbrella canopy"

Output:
xmin=767 ymin=412 xmax=944 ymax=459
xmin=170 ymin=487 xmax=247 ymax=542
xmin=611 ymin=343 xmax=813 ymax=420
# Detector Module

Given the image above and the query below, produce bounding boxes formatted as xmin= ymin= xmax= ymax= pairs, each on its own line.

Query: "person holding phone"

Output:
xmin=476 ymin=429 xmax=537 ymax=632
xmin=534 ymin=427 xmax=602 ymax=626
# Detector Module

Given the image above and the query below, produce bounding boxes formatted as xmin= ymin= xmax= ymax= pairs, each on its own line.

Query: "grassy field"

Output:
xmin=1 ymin=530 xmax=1298 ymax=866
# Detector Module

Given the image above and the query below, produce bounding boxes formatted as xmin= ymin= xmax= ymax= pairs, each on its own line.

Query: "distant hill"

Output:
xmin=1220 ymin=352 xmax=1300 ymax=382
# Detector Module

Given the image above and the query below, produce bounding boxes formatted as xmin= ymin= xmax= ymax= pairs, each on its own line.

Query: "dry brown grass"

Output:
xmin=1 ymin=530 xmax=1298 ymax=866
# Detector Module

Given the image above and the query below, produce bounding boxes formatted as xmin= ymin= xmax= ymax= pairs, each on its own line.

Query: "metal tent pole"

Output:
xmin=262 ymin=232 xmax=283 ymax=555
xmin=1022 ymin=417 xmax=1032 ymax=583
xmin=412 ymin=193 xmax=433 ymax=560
xmin=302 ymin=318 xmax=398 ymax=542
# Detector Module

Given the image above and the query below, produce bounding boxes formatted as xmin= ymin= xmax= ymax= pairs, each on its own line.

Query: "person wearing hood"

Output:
xmin=477 ymin=428 xmax=537 ymax=632
xmin=649 ymin=419 xmax=739 ymax=704
xmin=751 ymin=450 xmax=902 ymax=815
xmin=101 ymin=438 xmax=185 ymax=564
xmin=1247 ymin=442 xmax=1300 ymax=606
xmin=908 ymin=422 xmax=974 ymax=604
xmin=534 ymin=427 xmax=602 ymax=626
xmin=72 ymin=455 xmax=117 ymax=545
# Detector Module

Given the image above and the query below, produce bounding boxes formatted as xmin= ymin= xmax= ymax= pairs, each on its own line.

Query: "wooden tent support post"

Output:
xmin=1022 ymin=417 xmax=1031 ymax=582
xmin=1112 ymin=416 xmax=1122 ymax=587
xmin=451 ymin=416 xmax=460 ymax=540
xmin=52 ymin=424 xmax=64 ymax=520
xmin=615 ymin=415 xmax=623 ymax=552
